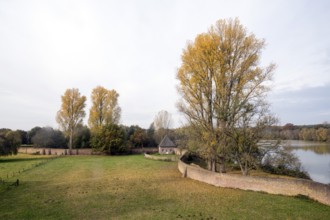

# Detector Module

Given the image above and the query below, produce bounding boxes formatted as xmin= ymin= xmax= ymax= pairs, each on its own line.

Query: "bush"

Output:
xmin=261 ymin=164 xmax=310 ymax=179
xmin=90 ymin=124 xmax=126 ymax=154
xmin=0 ymin=130 xmax=21 ymax=156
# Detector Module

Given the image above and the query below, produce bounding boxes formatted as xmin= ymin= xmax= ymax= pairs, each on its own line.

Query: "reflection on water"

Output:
xmin=284 ymin=141 xmax=330 ymax=155
xmin=283 ymin=140 xmax=330 ymax=184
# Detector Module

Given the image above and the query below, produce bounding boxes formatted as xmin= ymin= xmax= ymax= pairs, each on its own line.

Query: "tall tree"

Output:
xmin=88 ymin=86 xmax=121 ymax=131
xmin=154 ymin=110 xmax=172 ymax=131
xmin=153 ymin=110 xmax=173 ymax=143
xmin=56 ymin=88 xmax=86 ymax=150
xmin=177 ymin=18 xmax=275 ymax=172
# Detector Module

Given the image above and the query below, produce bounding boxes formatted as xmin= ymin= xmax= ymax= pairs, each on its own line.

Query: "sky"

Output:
xmin=1 ymin=0 xmax=330 ymax=130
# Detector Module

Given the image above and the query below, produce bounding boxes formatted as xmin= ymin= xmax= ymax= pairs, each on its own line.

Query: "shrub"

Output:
xmin=90 ymin=124 xmax=126 ymax=154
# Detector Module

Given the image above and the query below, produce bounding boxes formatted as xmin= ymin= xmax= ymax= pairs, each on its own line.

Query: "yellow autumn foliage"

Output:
xmin=177 ymin=18 xmax=275 ymax=172
xmin=88 ymin=86 xmax=121 ymax=132
xmin=56 ymin=88 xmax=86 ymax=150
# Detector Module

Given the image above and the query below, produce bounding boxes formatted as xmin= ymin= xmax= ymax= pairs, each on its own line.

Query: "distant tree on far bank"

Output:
xmin=56 ymin=88 xmax=86 ymax=150
xmin=316 ymin=128 xmax=328 ymax=142
xmin=261 ymin=123 xmax=330 ymax=142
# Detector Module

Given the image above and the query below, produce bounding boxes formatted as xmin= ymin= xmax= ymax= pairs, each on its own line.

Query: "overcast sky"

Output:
xmin=1 ymin=0 xmax=330 ymax=130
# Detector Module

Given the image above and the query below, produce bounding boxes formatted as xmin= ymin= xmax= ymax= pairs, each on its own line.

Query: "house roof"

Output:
xmin=158 ymin=135 xmax=176 ymax=148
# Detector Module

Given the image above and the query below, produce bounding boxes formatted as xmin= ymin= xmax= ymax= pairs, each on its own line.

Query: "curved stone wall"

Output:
xmin=178 ymin=158 xmax=330 ymax=206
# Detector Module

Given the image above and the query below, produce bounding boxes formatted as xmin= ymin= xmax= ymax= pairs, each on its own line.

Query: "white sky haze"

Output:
xmin=1 ymin=0 xmax=330 ymax=130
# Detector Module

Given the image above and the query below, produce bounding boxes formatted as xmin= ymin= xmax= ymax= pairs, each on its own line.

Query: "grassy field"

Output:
xmin=0 ymin=154 xmax=329 ymax=219
xmin=0 ymin=154 xmax=54 ymax=181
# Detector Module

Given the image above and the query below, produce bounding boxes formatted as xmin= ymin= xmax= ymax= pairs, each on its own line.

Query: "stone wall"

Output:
xmin=18 ymin=147 xmax=159 ymax=155
xmin=18 ymin=147 xmax=93 ymax=155
xmin=144 ymin=153 xmax=178 ymax=162
xmin=131 ymin=148 xmax=158 ymax=154
xmin=178 ymin=158 xmax=330 ymax=206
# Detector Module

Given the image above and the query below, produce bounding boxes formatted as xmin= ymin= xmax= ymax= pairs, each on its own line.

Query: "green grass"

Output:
xmin=0 ymin=154 xmax=55 ymax=181
xmin=0 ymin=154 xmax=329 ymax=219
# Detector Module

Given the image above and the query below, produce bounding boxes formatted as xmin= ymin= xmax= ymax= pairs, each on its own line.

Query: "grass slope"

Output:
xmin=0 ymin=154 xmax=329 ymax=219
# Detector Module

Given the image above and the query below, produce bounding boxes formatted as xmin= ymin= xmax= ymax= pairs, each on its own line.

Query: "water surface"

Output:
xmin=283 ymin=140 xmax=330 ymax=184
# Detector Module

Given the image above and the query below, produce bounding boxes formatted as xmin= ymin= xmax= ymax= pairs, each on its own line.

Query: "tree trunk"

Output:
xmin=242 ymin=169 xmax=248 ymax=176
xmin=208 ymin=159 xmax=212 ymax=171
xmin=208 ymin=158 xmax=216 ymax=172
xmin=69 ymin=128 xmax=73 ymax=150
xmin=238 ymin=160 xmax=249 ymax=176
xmin=219 ymin=156 xmax=226 ymax=173
xmin=211 ymin=159 xmax=216 ymax=172
xmin=243 ymin=163 xmax=249 ymax=176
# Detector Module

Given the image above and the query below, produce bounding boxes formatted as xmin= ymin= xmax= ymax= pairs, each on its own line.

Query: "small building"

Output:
xmin=158 ymin=135 xmax=176 ymax=154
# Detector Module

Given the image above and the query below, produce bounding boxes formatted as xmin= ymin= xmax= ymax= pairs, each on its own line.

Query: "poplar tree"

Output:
xmin=88 ymin=86 xmax=121 ymax=131
xmin=177 ymin=18 xmax=275 ymax=172
xmin=88 ymin=86 xmax=123 ymax=153
xmin=56 ymin=88 xmax=86 ymax=150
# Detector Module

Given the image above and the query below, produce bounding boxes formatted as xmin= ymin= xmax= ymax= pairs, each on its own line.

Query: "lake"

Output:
xmin=282 ymin=140 xmax=330 ymax=184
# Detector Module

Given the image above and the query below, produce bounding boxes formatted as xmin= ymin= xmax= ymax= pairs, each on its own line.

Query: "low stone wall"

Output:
xmin=131 ymin=148 xmax=158 ymax=154
xmin=18 ymin=147 xmax=159 ymax=155
xmin=178 ymin=158 xmax=330 ymax=206
xmin=18 ymin=147 xmax=93 ymax=155
xmin=144 ymin=153 xmax=178 ymax=162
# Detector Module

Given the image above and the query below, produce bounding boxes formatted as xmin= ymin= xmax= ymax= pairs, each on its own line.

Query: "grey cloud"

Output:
xmin=270 ymin=84 xmax=330 ymax=125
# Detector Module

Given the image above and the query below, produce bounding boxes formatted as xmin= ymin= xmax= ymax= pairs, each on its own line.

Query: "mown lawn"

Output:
xmin=0 ymin=154 xmax=329 ymax=219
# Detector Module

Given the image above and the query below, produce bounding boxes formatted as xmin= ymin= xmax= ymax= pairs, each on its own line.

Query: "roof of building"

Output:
xmin=158 ymin=135 xmax=176 ymax=148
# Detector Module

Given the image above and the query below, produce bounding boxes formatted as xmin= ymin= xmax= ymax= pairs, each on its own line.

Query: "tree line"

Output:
xmin=263 ymin=123 xmax=330 ymax=142
xmin=54 ymin=86 xmax=173 ymax=154
xmin=0 ymin=86 xmax=173 ymax=156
